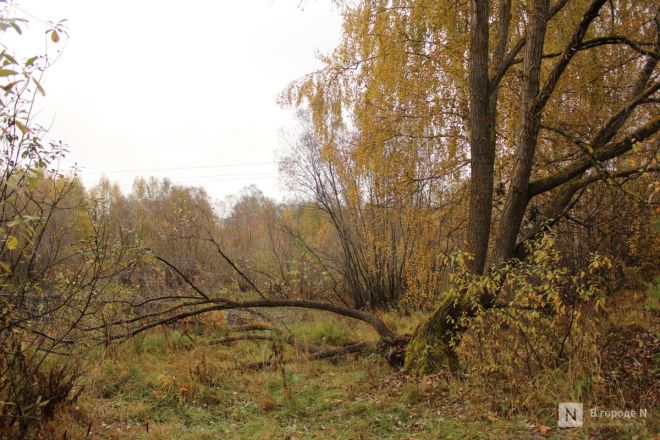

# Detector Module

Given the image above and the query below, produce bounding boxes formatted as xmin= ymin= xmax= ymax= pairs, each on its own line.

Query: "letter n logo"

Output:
xmin=558 ymin=402 xmax=583 ymax=428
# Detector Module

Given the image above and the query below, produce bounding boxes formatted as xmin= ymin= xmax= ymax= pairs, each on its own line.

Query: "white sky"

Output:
xmin=10 ymin=0 xmax=341 ymax=202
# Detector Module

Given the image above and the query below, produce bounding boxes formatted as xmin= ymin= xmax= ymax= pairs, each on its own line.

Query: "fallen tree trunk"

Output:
xmin=101 ymin=253 xmax=443 ymax=374
xmin=94 ymin=297 xmax=398 ymax=341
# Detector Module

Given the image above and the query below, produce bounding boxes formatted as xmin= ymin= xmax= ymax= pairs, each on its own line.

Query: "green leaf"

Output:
xmin=50 ymin=30 xmax=60 ymax=43
xmin=27 ymin=167 xmax=44 ymax=179
xmin=0 ymin=69 xmax=18 ymax=77
xmin=5 ymin=179 xmax=18 ymax=191
xmin=5 ymin=236 xmax=18 ymax=251
xmin=2 ymin=53 xmax=17 ymax=65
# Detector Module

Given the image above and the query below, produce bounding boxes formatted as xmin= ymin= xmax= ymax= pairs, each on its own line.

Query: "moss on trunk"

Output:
xmin=403 ymin=298 xmax=466 ymax=375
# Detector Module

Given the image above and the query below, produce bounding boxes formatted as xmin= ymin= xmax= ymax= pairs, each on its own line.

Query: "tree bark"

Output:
xmin=407 ymin=0 xmax=504 ymax=374
xmin=465 ymin=0 xmax=494 ymax=275
xmin=491 ymin=0 xmax=608 ymax=266
xmin=490 ymin=0 xmax=550 ymax=268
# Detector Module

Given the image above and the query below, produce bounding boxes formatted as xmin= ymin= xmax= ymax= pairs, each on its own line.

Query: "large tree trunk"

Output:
xmin=404 ymin=0 xmax=617 ymax=375
xmin=491 ymin=0 xmax=607 ymax=265
xmin=405 ymin=0 xmax=553 ymax=374
xmin=406 ymin=0 xmax=496 ymax=374
xmin=490 ymin=0 xmax=550 ymax=267
xmin=465 ymin=0 xmax=494 ymax=275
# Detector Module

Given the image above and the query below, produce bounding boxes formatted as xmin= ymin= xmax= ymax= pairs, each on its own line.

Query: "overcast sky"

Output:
xmin=10 ymin=0 xmax=341 ymax=203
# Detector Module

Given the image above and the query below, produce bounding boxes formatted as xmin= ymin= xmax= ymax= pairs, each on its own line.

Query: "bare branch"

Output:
xmin=150 ymin=252 xmax=211 ymax=301
xmin=101 ymin=296 xmax=398 ymax=341
xmin=530 ymin=114 xmax=660 ymax=196
xmin=536 ymin=0 xmax=608 ymax=113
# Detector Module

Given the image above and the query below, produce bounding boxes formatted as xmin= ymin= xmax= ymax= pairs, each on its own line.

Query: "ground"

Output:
xmin=50 ymin=293 xmax=657 ymax=440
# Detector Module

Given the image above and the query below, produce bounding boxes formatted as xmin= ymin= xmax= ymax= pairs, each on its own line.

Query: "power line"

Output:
xmin=80 ymin=161 xmax=278 ymax=175
xmin=86 ymin=174 xmax=279 ymax=186
xmin=113 ymin=172 xmax=277 ymax=180
xmin=112 ymin=175 xmax=279 ymax=185
xmin=85 ymin=172 xmax=278 ymax=183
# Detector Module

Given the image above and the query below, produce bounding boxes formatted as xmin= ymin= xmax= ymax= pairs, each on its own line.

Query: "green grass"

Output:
xmin=644 ymin=276 xmax=660 ymax=311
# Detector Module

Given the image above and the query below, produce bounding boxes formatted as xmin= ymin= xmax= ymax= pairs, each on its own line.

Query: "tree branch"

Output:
xmin=516 ymin=165 xmax=659 ymax=254
xmin=579 ymin=35 xmax=658 ymax=58
xmin=506 ymin=36 xmax=657 ymax=67
xmin=102 ymin=296 xmax=398 ymax=341
xmin=536 ymin=0 xmax=608 ymax=113
xmin=529 ymin=114 xmax=660 ymax=196
xmin=150 ymin=252 xmax=211 ymax=301
xmin=490 ymin=0 xmax=571 ymax=88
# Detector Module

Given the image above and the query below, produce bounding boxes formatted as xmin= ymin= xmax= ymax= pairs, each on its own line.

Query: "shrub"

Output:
xmin=454 ymin=234 xmax=610 ymax=416
xmin=0 ymin=337 xmax=82 ymax=439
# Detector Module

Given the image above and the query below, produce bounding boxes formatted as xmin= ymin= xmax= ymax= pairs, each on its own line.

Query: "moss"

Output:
xmin=404 ymin=298 xmax=464 ymax=375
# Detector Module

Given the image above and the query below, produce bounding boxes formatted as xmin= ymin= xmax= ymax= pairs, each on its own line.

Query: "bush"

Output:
xmin=455 ymin=234 xmax=610 ymax=417
xmin=0 ymin=337 xmax=82 ymax=439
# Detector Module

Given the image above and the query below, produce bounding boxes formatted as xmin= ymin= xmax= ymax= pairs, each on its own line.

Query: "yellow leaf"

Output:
xmin=15 ymin=120 xmax=29 ymax=134
xmin=5 ymin=235 xmax=18 ymax=250
xmin=32 ymin=76 xmax=45 ymax=96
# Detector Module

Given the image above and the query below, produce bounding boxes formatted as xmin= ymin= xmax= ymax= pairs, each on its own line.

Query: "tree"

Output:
xmin=283 ymin=0 xmax=659 ymax=373
xmin=0 ymin=7 xmax=143 ymax=435
xmin=281 ymin=112 xmax=462 ymax=309
xmin=55 ymin=0 xmax=657 ymax=381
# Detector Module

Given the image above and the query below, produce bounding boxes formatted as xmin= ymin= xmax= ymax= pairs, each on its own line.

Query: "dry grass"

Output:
xmin=42 ymin=292 xmax=658 ymax=439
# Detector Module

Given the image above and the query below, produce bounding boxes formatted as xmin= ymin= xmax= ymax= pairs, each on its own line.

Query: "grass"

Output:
xmin=49 ymin=302 xmax=656 ymax=439
xmin=644 ymin=276 xmax=660 ymax=311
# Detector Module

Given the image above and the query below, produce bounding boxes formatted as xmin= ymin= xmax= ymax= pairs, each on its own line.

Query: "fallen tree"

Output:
xmin=79 ymin=237 xmax=410 ymax=368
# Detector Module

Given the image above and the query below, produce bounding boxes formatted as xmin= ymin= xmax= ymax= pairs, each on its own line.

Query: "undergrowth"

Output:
xmin=35 ymin=290 xmax=657 ymax=440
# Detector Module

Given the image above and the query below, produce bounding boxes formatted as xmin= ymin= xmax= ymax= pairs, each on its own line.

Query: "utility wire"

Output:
xmin=80 ymin=161 xmax=277 ymax=175
xmin=111 ymin=176 xmax=279 ymax=185
xmin=109 ymin=172 xmax=277 ymax=180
